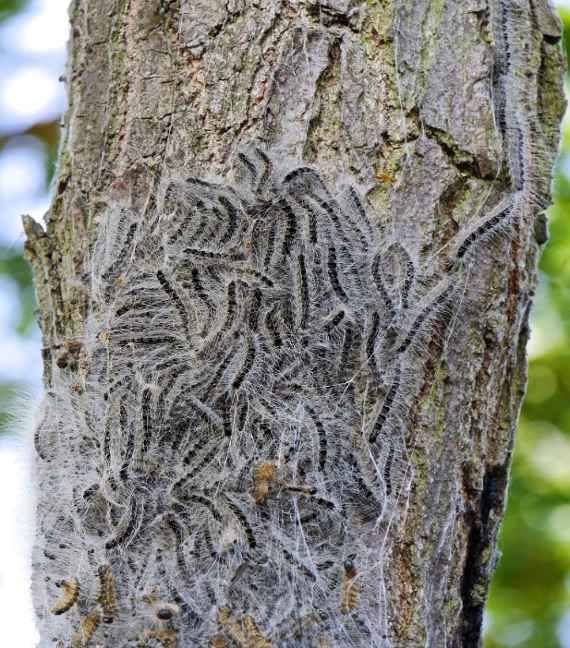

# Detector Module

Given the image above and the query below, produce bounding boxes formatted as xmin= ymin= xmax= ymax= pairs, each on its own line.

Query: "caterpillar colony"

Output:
xmin=31 ymin=1 xmax=559 ymax=646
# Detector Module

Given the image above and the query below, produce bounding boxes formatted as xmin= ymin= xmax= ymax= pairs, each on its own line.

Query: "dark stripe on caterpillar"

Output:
xmin=384 ymin=441 xmax=395 ymax=497
xmin=306 ymin=406 xmax=327 ymax=472
xmin=327 ymin=246 xmax=349 ymax=302
xmin=232 ymin=337 xmax=256 ymax=391
xmin=183 ymin=247 xmax=245 ymax=263
xmin=189 ymin=268 xmax=214 ymax=310
xmin=396 ymin=284 xmax=453 ymax=354
xmin=104 ymin=496 xmax=144 ymax=550
xmin=386 ymin=243 xmax=415 ymax=311
xmin=455 ymin=204 xmax=513 ymax=262
xmin=219 ymin=280 xmax=238 ymax=337
xmin=255 ymin=147 xmax=273 ymax=196
xmin=248 ymin=288 xmax=263 ymax=331
xmin=101 ymin=221 xmax=138 ymax=283
xmin=281 ymin=547 xmax=316 ymax=581
xmin=366 ymin=310 xmax=382 ymax=382
xmin=264 ymin=305 xmax=283 ymax=349
xmin=347 ymin=186 xmax=374 ymax=238
xmin=218 ymin=195 xmax=240 ymax=245
xmin=238 ymin=152 xmax=258 ymax=181
xmin=34 ymin=411 xmax=48 ymax=461
xmin=297 ymin=254 xmax=310 ymax=329
xmin=280 ymin=198 xmax=298 ymax=259
xmin=141 ymin=388 xmax=153 ymax=456
xmin=263 ymin=224 xmax=276 ymax=270
xmin=371 ymin=253 xmax=395 ymax=317
xmin=340 ymin=324 xmax=355 ymax=375
xmin=156 ymin=270 xmax=190 ymax=335
xmin=223 ymin=496 xmax=257 ymax=548
xmin=119 ymin=401 xmax=135 ymax=481
xmin=369 ymin=365 xmax=401 ymax=444
xmin=324 ymin=309 xmax=345 ymax=333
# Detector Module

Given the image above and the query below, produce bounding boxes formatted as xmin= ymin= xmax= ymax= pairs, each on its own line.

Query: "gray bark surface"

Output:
xmin=24 ymin=1 xmax=565 ymax=647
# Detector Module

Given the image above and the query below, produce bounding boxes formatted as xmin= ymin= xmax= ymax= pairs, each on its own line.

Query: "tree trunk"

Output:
xmin=24 ymin=1 xmax=565 ymax=646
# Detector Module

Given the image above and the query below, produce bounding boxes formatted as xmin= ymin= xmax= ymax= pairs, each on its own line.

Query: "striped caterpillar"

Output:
xmin=449 ymin=0 xmax=558 ymax=265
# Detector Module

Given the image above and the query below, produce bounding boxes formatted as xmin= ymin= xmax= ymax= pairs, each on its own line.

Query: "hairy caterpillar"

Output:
xmin=97 ymin=565 xmax=118 ymax=624
xmin=210 ymin=634 xmax=228 ymax=648
xmin=218 ymin=608 xmax=272 ymax=648
xmin=71 ymin=609 xmax=100 ymax=648
xmin=242 ymin=615 xmax=273 ymax=648
xmin=217 ymin=608 xmax=249 ymax=646
xmin=253 ymin=462 xmax=277 ymax=505
xmin=340 ymin=557 xmax=360 ymax=615
xmin=449 ymin=0 xmax=553 ymax=266
xmin=50 ymin=578 xmax=80 ymax=615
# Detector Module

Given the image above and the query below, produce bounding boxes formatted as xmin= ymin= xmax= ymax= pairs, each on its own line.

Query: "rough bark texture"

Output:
xmin=25 ymin=1 xmax=565 ymax=647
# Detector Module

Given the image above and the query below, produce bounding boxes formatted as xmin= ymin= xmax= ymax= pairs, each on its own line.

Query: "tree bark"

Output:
xmin=25 ymin=1 xmax=565 ymax=647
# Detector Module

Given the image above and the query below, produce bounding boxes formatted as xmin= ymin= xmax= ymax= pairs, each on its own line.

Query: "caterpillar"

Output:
xmin=50 ymin=578 xmax=80 ymax=615
xmin=97 ymin=565 xmax=118 ymax=624
xmin=71 ymin=609 xmax=100 ymax=648
xmin=243 ymin=615 xmax=273 ymax=648
xmin=104 ymin=496 xmax=145 ymax=551
xmin=210 ymin=634 xmax=228 ymax=648
xmin=253 ymin=462 xmax=278 ymax=505
xmin=340 ymin=557 xmax=360 ymax=614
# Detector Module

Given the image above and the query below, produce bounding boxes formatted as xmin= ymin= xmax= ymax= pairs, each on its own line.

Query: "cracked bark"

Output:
xmin=25 ymin=0 xmax=564 ymax=646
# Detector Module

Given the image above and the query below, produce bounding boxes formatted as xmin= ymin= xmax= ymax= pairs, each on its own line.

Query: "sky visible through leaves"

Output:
xmin=0 ymin=1 xmax=568 ymax=646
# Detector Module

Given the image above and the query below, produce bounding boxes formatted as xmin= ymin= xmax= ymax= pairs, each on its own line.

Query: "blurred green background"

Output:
xmin=0 ymin=1 xmax=569 ymax=646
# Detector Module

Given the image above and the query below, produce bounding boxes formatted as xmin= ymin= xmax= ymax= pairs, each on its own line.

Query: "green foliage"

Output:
xmin=0 ymin=0 xmax=27 ymax=23
xmin=0 ymin=246 xmax=35 ymax=336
